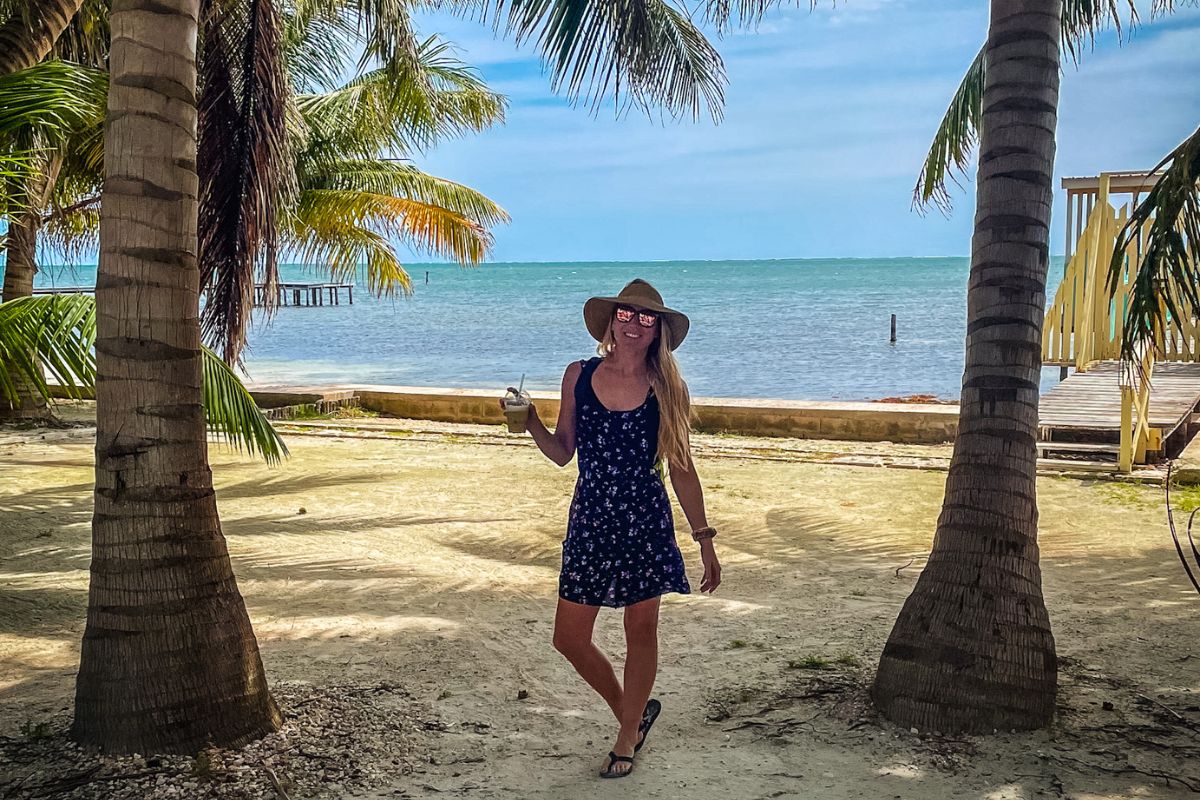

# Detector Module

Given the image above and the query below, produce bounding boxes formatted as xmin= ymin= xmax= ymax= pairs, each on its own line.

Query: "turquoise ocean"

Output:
xmin=32 ymin=258 xmax=1066 ymax=401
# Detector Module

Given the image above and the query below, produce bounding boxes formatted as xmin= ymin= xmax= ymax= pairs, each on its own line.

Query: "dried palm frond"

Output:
xmin=198 ymin=0 xmax=297 ymax=363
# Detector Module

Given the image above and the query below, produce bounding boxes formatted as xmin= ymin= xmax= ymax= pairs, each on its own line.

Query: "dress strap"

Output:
xmin=575 ymin=357 xmax=603 ymax=406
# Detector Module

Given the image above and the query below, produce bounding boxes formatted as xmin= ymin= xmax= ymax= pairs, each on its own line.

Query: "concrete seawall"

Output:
xmin=248 ymin=384 xmax=960 ymax=445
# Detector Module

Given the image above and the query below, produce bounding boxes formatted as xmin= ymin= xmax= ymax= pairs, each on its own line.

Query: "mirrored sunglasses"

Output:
xmin=615 ymin=305 xmax=659 ymax=328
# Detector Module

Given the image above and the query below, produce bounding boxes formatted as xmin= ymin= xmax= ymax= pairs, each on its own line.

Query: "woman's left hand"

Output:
xmin=700 ymin=543 xmax=722 ymax=593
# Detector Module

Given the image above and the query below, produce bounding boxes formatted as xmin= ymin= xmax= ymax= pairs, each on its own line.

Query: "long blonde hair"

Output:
xmin=598 ymin=319 xmax=693 ymax=471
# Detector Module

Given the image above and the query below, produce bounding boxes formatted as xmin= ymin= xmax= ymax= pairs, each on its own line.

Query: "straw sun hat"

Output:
xmin=583 ymin=279 xmax=690 ymax=350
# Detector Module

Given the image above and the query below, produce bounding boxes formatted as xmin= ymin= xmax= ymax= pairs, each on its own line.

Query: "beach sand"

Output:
xmin=1 ymin=419 xmax=1198 ymax=798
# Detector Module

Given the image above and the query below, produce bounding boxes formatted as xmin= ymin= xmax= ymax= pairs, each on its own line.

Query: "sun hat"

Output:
xmin=583 ymin=279 xmax=690 ymax=350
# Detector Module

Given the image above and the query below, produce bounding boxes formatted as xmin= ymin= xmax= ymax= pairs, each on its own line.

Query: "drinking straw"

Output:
xmin=518 ymin=373 xmax=525 ymax=395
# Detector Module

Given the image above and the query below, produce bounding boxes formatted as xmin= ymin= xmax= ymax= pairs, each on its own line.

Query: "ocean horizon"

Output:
xmin=31 ymin=256 xmax=1068 ymax=401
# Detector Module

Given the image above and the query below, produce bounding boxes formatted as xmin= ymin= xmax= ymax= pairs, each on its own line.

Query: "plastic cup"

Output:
xmin=503 ymin=391 xmax=530 ymax=433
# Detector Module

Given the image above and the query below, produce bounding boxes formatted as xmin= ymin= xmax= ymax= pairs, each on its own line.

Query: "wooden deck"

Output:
xmin=1040 ymin=360 xmax=1200 ymax=436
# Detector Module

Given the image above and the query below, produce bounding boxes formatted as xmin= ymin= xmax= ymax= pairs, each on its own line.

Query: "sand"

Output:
xmin=1 ymin=419 xmax=1199 ymax=799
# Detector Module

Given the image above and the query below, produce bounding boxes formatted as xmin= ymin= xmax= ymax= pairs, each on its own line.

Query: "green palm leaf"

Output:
xmin=202 ymin=346 xmax=290 ymax=465
xmin=287 ymin=181 xmax=500 ymax=291
xmin=303 ymin=159 xmax=510 ymax=226
xmin=0 ymin=60 xmax=106 ymax=138
xmin=1108 ymin=125 xmax=1200 ymax=370
xmin=912 ymin=45 xmax=983 ymax=213
xmin=913 ymin=0 xmax=1160 ymax=212
xmin=287 ymin=207 xmax=414 ymax=293
xmin=468 ymin=0 xmax=725 ymax=119
xmin=0 ymin=294 xmax=95 ymax=404
xmin=295 ymin=35 xmax=506 ymax=158
xmin=0 ymin=295 xmax=287 ymax=463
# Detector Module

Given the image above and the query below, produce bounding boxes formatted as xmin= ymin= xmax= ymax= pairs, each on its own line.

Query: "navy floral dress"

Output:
xmin=559 ymin=357 xmax=691 ymax=608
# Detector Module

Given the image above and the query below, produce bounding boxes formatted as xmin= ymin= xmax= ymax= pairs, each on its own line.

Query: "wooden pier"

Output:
xmin=5 ymin=283 xmax=354 ymax=308
xmin=256 ymin=282 xmax=353 ymax=307
xmin=1039 ymin=361 xmax=1200 ymax=467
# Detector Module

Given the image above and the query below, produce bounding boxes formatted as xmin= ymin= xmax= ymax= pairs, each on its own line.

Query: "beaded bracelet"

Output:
xmin=691 ymin=526 xmax=717 ymax=542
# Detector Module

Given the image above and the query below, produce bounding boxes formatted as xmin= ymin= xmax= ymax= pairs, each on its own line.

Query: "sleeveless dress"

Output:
xmin=559 ymin=357 xmax=691 ymax=608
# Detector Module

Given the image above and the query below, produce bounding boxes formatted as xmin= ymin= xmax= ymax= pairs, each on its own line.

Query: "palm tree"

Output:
xmin=70 ymin=0 xmax=282 ymax=752
xmin=0 ymin=59 xmax=105 ymax=418
xmin=872 ymin=0 xmax=1198 ymax=733
xmin=199 ymin=9 xmax=511 ymax=360
xmin=0 ymin=0 xmax=107 ymax=418
xmin=871 ymin=0 xmax=1062 ymax=733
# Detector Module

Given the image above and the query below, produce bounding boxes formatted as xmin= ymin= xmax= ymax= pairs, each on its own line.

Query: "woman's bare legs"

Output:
xmin=552 ymin=596 xmax=662 ymax=777
xmin=610 ymin=596 xmax=660 ymax=774
xmin=552 ymin=598 xmax=623 ymax=720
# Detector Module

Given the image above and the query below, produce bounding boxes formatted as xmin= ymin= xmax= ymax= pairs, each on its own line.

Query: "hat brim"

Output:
xmin=584 ymin=296 xmax=690 ymax=350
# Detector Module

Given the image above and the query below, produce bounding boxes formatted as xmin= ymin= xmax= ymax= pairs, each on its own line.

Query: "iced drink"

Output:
xmin=503 ymin=389 xmax=531 ymax=433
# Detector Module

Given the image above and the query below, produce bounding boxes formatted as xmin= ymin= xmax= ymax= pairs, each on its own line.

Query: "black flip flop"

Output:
xmin=599 ymin=751 xmax=636 ymax=779
xmin=634 ymin=698 xmax=662 ymax=753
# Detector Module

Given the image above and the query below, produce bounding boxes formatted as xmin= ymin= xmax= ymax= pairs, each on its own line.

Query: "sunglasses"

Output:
xmin=615 ymin=305 xmax=659 ymax=328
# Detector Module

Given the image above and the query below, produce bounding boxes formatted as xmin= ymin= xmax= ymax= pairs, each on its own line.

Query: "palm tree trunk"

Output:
xmin=871 ymin=0 xmax=1061 ymax=734
xmin=72 ymin=0 xmax=281 ymax=754
xmin=0 ymin=203 xmax=50 ymax=419
xmin=0 ymin=0 xmax=86 ymax=75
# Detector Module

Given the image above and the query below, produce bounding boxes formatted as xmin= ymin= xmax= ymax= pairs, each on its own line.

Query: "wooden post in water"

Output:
xmin=890 ymin=314 xmax=897 ymax=344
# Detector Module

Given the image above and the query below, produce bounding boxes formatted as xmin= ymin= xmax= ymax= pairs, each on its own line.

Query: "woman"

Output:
xmin=503 ymin=278 xmax=722 ymax=779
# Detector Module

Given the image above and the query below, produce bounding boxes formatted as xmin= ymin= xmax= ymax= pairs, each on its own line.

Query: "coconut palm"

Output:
xmin=870 ymin=0 xmax=1064 ymax=734
xmin=867 ymin=0 xmax=1199 ymax=734
xmin=199 ymin=8 xmax=510 ymax=360
xmin=0 ymin=59 xmax=105 ymax=417
xmin=70 ymin=0 xmax=286 ymax=752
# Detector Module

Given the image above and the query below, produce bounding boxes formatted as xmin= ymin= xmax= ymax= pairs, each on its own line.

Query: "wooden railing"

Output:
xmin=1043 ymin=173 xmax=1178 ymax=471
xmin=1119 ymin=347 xmax=1156 ymax=472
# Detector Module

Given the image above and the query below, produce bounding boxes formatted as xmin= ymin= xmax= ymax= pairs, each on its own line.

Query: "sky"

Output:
xmin=406 ymin=0 xmax=1200 ymax=262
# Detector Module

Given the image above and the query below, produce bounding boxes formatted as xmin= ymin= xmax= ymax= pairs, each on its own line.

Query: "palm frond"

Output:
xmin=466 ymin=0 xmax=725 ymax=120
xmin=295 ymin=35 xmax=506 ymax=158
xmin=0 ymin=294 xmax=95 ymax=404
xmin=46 ymin=0 xmax=110 ymax=68
xmin=702 ymin=0 xmax=797 ymax=35
xmin=913 ymin=45 xmax=982 ymax=214
xmin=198 ymin=0 xmax=297 ymax=364
xmin=286 ymin=202 xmax=415 ymax=294
xmin=303 ymin=159 xmax=510 ymax=227
xmin=1109 ymin=125 xmax=1200 ymax=370
xmin=913 ymin=0 xmax=1149 ymax=212
xmin=37 ymin=104 xmax=104 ymax=262
xmin=1061 ymin=0 xmax=1137 ymax=61
xmin=290 ymin=186 xmax=495 ymax=288
xmin=349 ymin=0 xmax=424 ymax=76
xmin=284 ymin=1 xmax=360 ymax=92
xmin=0 ymin=60 xmax=107 ymax=139
xmin=41 ymin=191 xmax=101 ymax=263
xmin=0 ymin=295 xmax=288 ymax=462
xmin=202 ymin=345 xmax=289 ymax=465
xmin=0 ymin=149 xmax=34 ymax=181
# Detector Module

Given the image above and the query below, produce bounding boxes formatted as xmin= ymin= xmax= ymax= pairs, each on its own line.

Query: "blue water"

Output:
xmin=31 ymin=258 xmax=1066 ymax=401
